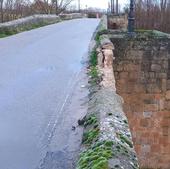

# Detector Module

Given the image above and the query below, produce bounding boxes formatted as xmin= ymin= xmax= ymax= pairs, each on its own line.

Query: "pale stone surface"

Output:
xmin=102 ymin=43 xmax=115 ymax=50
xmin=97 ymin=52 xmax=104 ymax=67
xmin=166 ymin=90 xmax=170 ymax=100
xmin=99 ymin=43 xmax=116 ymax=89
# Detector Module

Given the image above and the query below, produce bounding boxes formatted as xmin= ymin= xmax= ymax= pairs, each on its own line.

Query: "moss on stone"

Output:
xmin=77 ymin=141 xmax=114 ymax=169
xmin=82 ymin=128 xmax=100 ymax=144
xmin=123 ymin=119 xmax=128 ymax=124
xmin=119 ymin=133 xmax=133 ymax=148
xmin=0 ymin=20 xmax=59 ymax=38
xmin=89 ymin=66 xmax=98 ymax=79
xmin=84 ymin=114 xmax=98 ymax=127
xmin=90 ymin=50 xmax=97 ymax=67
xmin=108 ymin=112 xmax=113 ymax=116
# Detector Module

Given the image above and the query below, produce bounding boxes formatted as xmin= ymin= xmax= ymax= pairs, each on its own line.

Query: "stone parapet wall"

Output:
xmin=111 ymin=34 xmax=170 ymax=169
xmin=76 ymin=33 xmax=139 ymax=169
xmin=97 ymin=36 xmax=139 ymax=169
xmin=59 ymin=13 xmax=86 ymax=20
xmin=0 ymin=15 xmax=60 ymax=32
xmin=0 ymin=13 xmax=86 ymax=33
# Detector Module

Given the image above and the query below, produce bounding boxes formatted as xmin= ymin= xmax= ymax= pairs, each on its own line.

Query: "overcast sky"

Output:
xmin=71 ymin=0 xmax=129 ymax=10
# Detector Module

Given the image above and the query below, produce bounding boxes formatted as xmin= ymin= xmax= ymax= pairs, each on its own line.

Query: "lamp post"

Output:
xmin=78 ymin=0 xmax=80 ymax=12
xmin=128 ymin=0 xmax=135 ymax=35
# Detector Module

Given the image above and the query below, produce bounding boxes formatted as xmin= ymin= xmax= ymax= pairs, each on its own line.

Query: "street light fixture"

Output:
xmin=128 ymin=0 xmax=135 ymax=35
xmin=78 ymin=0 xmax=80 ymax=12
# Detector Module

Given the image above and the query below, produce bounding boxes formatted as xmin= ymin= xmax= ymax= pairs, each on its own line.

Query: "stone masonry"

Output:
xmin=0 ymin=14 xmax=86 ymax=33
xmin=111 ymin=34 xmax=170 ymax=169
xmin=107 ymin=14 xmax=128 ymax=30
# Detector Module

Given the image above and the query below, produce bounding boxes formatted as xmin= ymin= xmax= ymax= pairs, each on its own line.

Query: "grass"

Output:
xmin=90 ymin=50 xmax=97 ymax=67
xmin=89 ymin=66 xmax=98 ymax=79
xmin=89 ymin=49 xmax=99 ymax=85
xmin=95 ymin=33 xmax=100 ymax=45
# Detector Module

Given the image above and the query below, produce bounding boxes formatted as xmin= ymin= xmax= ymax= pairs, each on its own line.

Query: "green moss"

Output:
xmin=0 ymin=33 xmax=8 ymax=38
xmin=123 ymin=119 xmax=128 ymax=124
xmin=89 ymin=66 xmax=99 ymax=85
xmin=95 ymin=33 xmax=100 ymax=45
xmin=104 ymin=140 xmax=114 ymax=147
xmin=84 ymin=114 xmax=98 ymax=127
xmin=77 ymin=141 xmax=114 ymax=169
xmin=82 ymin=128 xmax=99 ymax=144
xmin=119 ymin=133 xmax=133 ymax=148
xmin=89 ymin=66 xmax=98 ymax=78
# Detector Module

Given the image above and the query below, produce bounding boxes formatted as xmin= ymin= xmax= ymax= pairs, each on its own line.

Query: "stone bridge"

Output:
xmin=110 ymin=31 xmax=170 ymax=169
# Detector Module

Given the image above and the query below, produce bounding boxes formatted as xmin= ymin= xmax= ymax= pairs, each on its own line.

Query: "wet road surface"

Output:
xmin=0 ymin=18 xmax=99 ymax=169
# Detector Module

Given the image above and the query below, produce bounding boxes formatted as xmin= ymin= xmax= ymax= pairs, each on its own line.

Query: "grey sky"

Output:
xmin=71 ymin=0 xmax=129 ymax=10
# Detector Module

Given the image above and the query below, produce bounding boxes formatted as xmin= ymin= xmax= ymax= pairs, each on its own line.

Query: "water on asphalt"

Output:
xmin=0 ymin=18 xmax=99 ymax=169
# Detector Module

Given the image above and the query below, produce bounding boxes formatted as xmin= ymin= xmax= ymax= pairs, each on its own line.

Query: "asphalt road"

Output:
xmin=0 ymin=18 xmax=99 ymax=169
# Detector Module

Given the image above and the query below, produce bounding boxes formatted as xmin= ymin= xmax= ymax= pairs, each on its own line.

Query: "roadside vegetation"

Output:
xmin=76 ymin=16 xmax=139 ymax=169
xmin=76 ymin=19 xmax=115 ymax=169
xmin=0 ymin=21 xmax=59 ymax=38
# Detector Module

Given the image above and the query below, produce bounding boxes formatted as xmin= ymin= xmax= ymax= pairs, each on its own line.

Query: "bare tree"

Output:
xmin=135 ymin=0 xmax=170 ymax=33
xmin=54 ymin=0 xmax=73 ymax=14
xmin=0 ymin=0 xmax=4 ymax=22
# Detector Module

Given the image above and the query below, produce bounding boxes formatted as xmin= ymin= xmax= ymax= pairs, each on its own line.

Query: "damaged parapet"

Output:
xmin=77 ymin=35 xmax=139 ymax=169
xmin=97 ymin=35 xmax=116 ymax=89
xmin=95 ymin=35 xmax=139 ymax=168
